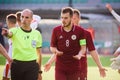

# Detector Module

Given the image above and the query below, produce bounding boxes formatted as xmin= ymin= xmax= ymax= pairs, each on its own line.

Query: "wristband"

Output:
xmin=39 ymin=70 xmax=42 ymax=74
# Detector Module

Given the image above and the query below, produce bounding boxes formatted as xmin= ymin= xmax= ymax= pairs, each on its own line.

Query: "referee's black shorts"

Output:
xmin=11 ymin=59 xmax=39 ymax=80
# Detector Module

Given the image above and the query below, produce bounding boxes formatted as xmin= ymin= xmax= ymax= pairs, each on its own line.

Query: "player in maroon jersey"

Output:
xmin=44 ymin=8 xmax=107 ymax=80
xmin=50 ymin=7 xmax=87 ymax=80
xmin=72 ymin=9 xmax=106 ymax=80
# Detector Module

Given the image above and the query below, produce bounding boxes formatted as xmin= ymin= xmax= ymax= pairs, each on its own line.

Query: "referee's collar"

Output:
xmin=21 ymin=27 xmax=32 ymax=33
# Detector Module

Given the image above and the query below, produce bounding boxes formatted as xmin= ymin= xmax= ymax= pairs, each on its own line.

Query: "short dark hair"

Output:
xmin=73 ymin=9 xmax=80 ymax=17
xmin=16 ymin=11 xmax=21 ymax=22
xmin=61 ymin=7 xmax=73 ymax=17
xmin=6 ymin=14 xmax=17 ymax=24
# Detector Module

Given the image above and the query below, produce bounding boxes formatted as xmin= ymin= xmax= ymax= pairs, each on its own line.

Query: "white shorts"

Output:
xmin=3 ymin=39 xmax=12 ymax=78
xmin=111 ymin=55 xmax=120 ymax=70
xmin=3 ymin=63 xmax=11 ymax=78
xmin=116 ymin=47 xmax=120 ymax=52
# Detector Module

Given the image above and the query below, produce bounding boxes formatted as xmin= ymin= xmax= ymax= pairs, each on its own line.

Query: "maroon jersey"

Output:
xmin=51 ymin=25 xmax=86 ymax=71
xmin=79 ymin=29 xmax=95 ymax=77
xmin=86 ymin=30 xmax=95 ymax=51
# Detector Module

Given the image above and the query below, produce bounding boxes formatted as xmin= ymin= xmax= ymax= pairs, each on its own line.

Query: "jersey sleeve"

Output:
xmin=86 ymin=31 xmax=95 ymax=51
xmin=111 ymin=10 xmax=120 ymax=23
xmin=36 ymin=31 xmax=42 ymax=48
xmin=9 ymin=27 xmax=18 ymax=38
xmin=30 ymin=15 xmax=41 ymax=30
xmin=50 ymin=28 xmax=57 ymax=47
xmin=115 ymin=47 xmax=120 ymax=53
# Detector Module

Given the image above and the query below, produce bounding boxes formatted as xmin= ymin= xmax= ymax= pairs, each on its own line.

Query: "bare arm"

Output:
xmin=36 ymin=48 xmax=42 ymax=80
xmin=111 ymin=10 xmax=120 ymax=22
xmin=78 ymin=45 xmax=86 ymax=55
xmin=90 ymin=50 xmax=107 ymax=77
xmin=44 ymin=47 xmax=62 ymax=72
xmin=46 ymin=54 xmax=56 ymax=65
xmin=2 ymin=28 xmax=13 ymax=38
xmin=90 ymin=50 xmax=102 ymax=68
xmin=106 ymin=3 xmax=120 ymax=22
xmin=44 ymin=54 xmax=56 ymax=72
xmin=50 ymin=47 xmax=63 ymax=56
xmin=73 ymin=45 xmax=86 ymax=60
xmin=50 ymin=47 xmax=56 ymax=54
xmin=36 ymin=48 xmax=42 ymax=71
xmin=0 ymin=44 xmax=12 ymax=64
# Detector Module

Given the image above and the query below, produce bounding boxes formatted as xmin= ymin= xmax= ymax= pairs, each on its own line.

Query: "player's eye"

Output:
xmin=21 ymin=16 xmax=29 ymax=19
xmin=25 ymin=17 xmax=29 ymax=19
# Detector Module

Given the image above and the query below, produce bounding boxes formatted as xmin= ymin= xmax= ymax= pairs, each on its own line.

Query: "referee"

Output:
xmin=2 ymin=9 xmax=42 ymax=80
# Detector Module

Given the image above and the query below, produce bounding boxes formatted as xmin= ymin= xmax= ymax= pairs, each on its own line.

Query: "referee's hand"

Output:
xmin=2 ymin=28 xmax=9 ymax=36
xmin=38 ymin=73 xmax=42 ymax=80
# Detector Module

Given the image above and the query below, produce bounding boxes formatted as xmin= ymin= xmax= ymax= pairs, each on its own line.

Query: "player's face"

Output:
xmin=21 ymin=11 xmax=33 ymax=27
xmin=72 ymin=13 xmax=80 ymax=25
xmin=61 ymin=12 xmax=72 ymax=27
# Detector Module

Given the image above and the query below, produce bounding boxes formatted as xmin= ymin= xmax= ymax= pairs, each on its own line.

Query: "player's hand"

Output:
xmin=55 ymin=49 xmax=63 ymax=56
xmin=106 ymin=3 xmax=112 ymax=11
xmin=38 ymin=73 xmax=42 ymax=80
xmin=2 ymin=28 xmax=9 ymax=36
xmin=44 ymin=63 xmax=51 ymax=72
xmin=73 ymin=54 xmax=85 ymax=60
xmin=118 ymin=69 xmax=120 ymax=74
xmin=99 ymin=67 xmax=107 ymax=77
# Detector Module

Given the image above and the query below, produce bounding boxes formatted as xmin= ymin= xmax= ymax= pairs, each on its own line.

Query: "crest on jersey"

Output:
xmin=71 ymin=35 xmax=76 ymax=40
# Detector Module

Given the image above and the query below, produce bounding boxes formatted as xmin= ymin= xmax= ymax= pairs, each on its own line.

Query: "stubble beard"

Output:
xmin=21 ymin=22 xmax=30 ymax=28
xmin=63 ymin=21 xmax=71 ymax=28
